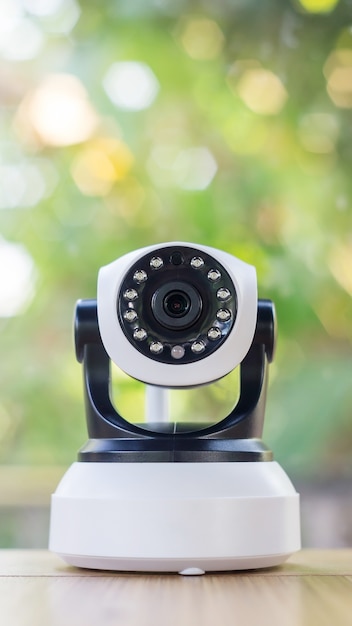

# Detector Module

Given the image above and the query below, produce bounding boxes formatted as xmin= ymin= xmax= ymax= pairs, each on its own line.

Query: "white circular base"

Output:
xmin=49 ymin=461 xmax=300 ymax=573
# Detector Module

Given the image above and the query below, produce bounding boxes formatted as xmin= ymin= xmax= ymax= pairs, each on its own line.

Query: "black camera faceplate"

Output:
xmin=117 ymin=245 xmax=237 ymax=364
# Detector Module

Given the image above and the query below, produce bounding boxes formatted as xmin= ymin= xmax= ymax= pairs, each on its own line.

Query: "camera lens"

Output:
xmin=152 ymin=281 xmax=202 ymax=330
xmin=164 ymin=291 xmax=190 ymax=317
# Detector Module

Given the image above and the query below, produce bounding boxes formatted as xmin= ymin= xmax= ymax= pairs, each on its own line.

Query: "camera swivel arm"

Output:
xmin=75 ymin=298 xmax=276 ymax=462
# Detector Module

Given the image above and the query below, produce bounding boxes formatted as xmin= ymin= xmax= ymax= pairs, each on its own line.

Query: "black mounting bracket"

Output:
xmin=75 ymin=299 xmax=276 ymax=463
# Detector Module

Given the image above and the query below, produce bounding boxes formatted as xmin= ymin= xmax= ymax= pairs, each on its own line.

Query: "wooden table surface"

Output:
xmin=0 ymin=550 xmax=352 ymax=626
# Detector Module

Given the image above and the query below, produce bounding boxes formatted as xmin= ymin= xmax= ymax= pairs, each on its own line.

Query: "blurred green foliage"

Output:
xmin=0 ymin=0 xmax=351 ymax=480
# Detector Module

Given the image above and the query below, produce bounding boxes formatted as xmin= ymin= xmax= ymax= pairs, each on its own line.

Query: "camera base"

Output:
xmin=49 ymin=461 xmax=300 ymax=573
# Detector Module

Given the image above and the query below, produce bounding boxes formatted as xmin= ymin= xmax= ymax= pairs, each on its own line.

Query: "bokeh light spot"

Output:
xmin=237 ymin=68 xmax=288 ymax=115
xmin=24 ymin=0 xmax=81 ymax=34
xmin=0 ymin=16 xmax=44 ymax=61
xmin=0 ymin=238 xmax=37 ymax=317
xmin=179 ymin=17 xmax=224 ymax=60
xmin=71 ymin=138 xmax=134 ymax=196
xmin=329 ymin=243 xmax=352 ymax=296
xmin=16 ymin=74 xmax=98 ymax=147
xmin=297 ymin=0 xmax=339 ymax=13
xmin=173 ymin=147 xmax=218 ymax=190
xmin=24 ymin=0 xmax=72 ymax=17
xmin=103 ymin=61 xmax=159 ymax=111
xmin=0 ymin=160 xmax=54 ymax=209
xmin=324 ymin=49 xmax=352 ymax=108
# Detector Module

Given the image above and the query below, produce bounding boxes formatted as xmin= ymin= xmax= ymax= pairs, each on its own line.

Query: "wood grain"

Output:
xmin=0 ymin=550 xmax=352 ymax=626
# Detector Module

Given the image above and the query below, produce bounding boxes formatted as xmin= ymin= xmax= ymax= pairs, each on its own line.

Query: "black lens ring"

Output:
xmin=151 ymin=281 xmax=202 ymax=330
xmin=117 ymin=244 xmax=238 ymax=365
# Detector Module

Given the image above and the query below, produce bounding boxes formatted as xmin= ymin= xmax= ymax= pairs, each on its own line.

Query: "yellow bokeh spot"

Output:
xmin=313 ymin=293 xmax=351 ymax=340
xmin=324 ymin=49 xmax=352 ymax=108
xmin=236 ymin=68 xmax=288 ymax=116
xmin=298 ymin=0 xmax=339 ymax=12
xmin=329 ymin=243 xmax=352 ymax=296
xmin=72 ymin=138 xmax=134 ymax=196
xmin=180 ymin=17 xmax=224 ymax=60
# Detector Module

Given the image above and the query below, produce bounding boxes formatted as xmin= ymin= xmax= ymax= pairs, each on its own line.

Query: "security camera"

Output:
xmin=50 ymin=242 xmax=300 ymax=574
xmin=97 ymin=242 xmax=258 ymax=387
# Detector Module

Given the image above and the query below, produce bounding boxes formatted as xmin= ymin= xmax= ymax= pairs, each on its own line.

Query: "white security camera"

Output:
xmin=50 ymin=242 xmax=300 ymax=574
xmin=97 ymin=242 xmax=258 ymax=387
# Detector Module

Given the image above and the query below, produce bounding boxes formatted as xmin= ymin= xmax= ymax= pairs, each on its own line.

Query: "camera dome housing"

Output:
xmin=97 ymin=242 xmax=257 ymax=387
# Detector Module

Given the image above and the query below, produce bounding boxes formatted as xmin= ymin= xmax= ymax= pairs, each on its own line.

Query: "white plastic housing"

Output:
xmin=97 ymin=242 xmax=257 ymax=387
xmin=49 ymin=461 xmax=300 ymax=573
